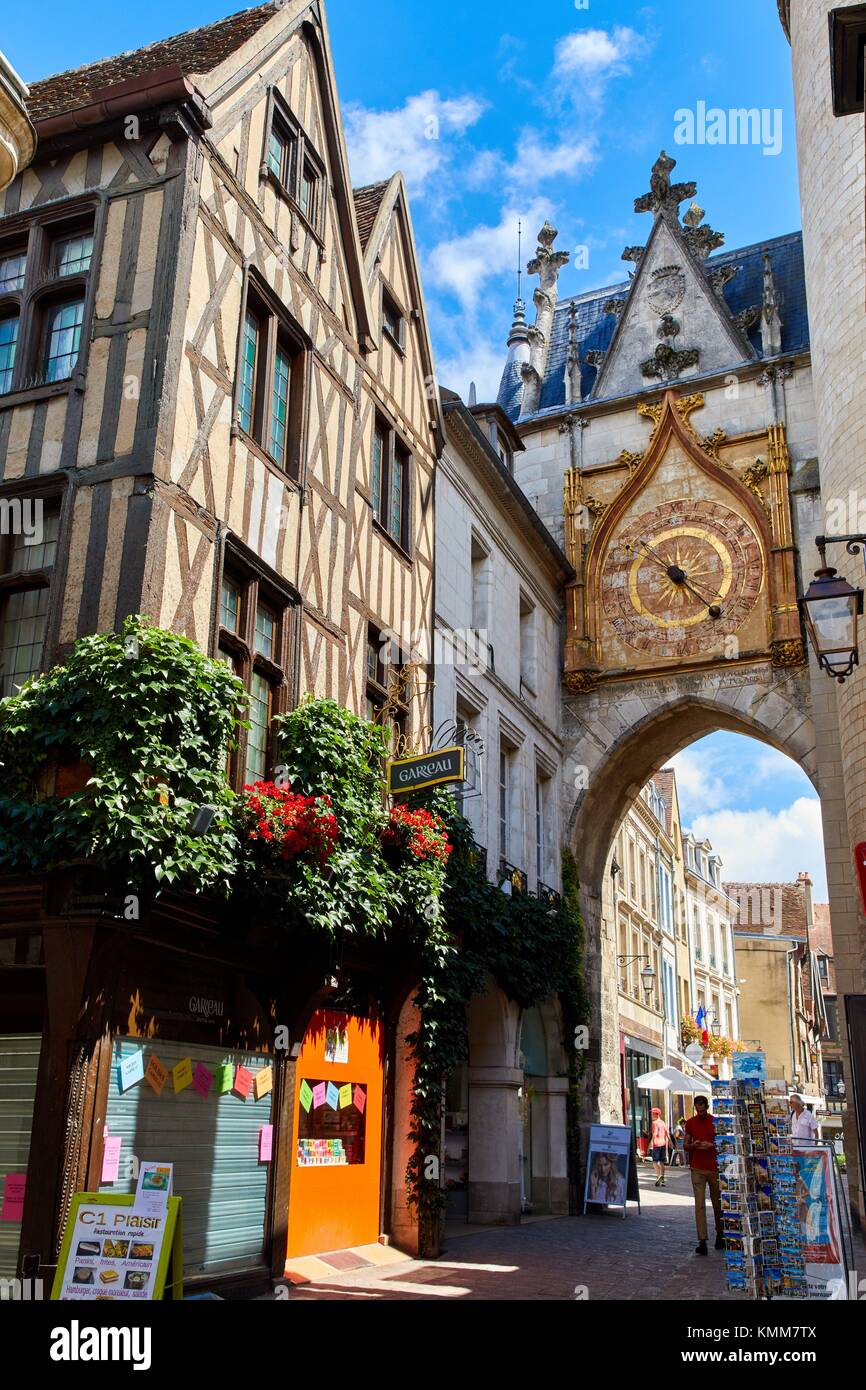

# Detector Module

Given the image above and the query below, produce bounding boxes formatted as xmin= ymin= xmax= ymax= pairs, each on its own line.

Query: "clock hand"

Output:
xmin=629 ymin=538 xmax=723 ymax=619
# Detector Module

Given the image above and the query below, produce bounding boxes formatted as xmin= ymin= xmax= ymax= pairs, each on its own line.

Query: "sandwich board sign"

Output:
xmin=51 ymin=1192 xmax=182 ymax=1301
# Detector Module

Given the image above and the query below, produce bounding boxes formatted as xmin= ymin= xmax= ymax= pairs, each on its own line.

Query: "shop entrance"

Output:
xmin=286 ymin=1009 xmax=384 ymax=1258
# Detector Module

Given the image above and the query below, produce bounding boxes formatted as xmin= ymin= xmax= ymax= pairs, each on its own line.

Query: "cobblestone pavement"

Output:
xmin=288 ymin=1164 xmax=747 ymax=1302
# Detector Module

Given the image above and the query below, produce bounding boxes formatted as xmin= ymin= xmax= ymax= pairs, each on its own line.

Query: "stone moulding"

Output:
xmin=770 ymin=638 xmax=806 ymax=668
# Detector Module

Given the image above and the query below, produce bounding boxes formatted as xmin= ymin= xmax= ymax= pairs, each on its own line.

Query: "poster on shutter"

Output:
xmin=51 ymin=1193 xmax=181 ymax=1301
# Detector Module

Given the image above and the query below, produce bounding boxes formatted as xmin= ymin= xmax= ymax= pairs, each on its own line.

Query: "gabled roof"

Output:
xmin=26 ymin=2 xmax=279 ymax=122
xmin=353 ymin=180 xmax=390 ymax=252
xmin=725 ymin=880 xmax=808 ymax=938
xmin=498 ymin=231 xmax=808 ymax=422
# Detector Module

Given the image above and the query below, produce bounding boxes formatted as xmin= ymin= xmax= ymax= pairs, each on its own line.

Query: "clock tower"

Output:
xmin=496 ymin=153 xmax=838 ymax=1143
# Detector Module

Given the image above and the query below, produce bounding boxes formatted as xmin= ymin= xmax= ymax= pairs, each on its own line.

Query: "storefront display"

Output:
xmin=286 ymin=1010 xmax=384 ymax=1258
xmin=51 ymin=1192 xmax=182 ymax=1301
xmin=100 ymin=1038 xmax=274 ymax=1278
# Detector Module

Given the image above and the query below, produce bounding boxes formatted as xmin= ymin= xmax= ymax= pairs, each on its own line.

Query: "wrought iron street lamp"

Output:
xmin=710 ymin=1013 xmax=722 ymax=1039
xmin=617 ymin=954 xmax=656 ymax=1002
xmin=799 ymin=536 xmax=865 ymax=682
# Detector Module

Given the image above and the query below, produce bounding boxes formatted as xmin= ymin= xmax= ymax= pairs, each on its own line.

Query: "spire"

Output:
xmin=519 ymin=221 xmax=569 ymax=419
xmin=468 ymin=380 xmax=477 ymax=406
xmin=761 ymin=250 xmax=783 ymax=356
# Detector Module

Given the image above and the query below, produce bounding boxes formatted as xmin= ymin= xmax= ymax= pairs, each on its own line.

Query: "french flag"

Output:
xmin=695 ymin=1006 xmax=709 ymax=1047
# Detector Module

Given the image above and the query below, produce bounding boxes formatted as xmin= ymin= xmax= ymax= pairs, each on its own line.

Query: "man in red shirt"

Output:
xmin=684 ymin=1095 xmax=724 ymax=1255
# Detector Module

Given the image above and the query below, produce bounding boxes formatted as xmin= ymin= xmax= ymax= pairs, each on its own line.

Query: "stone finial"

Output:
xmin=565 ymin=301 xmax=579 ymax=405
xmin=708 ymin=265 xmax=739 ymax=299
xmin=634 ymin=150 xmax=697 ymax=217
xmin=527 ymin=220 xmax=570 ymax=292
xmin=682 ymin=201 xmax=705 ymax=229
xmin=621 ymin=245 xmax=645 ymax=265
xmin=761 ymin=251 xmax=783 ymax=356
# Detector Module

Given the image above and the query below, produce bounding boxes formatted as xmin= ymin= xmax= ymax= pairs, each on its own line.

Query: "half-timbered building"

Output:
xmin=0 ymin=0 xmax=441 ymax=1291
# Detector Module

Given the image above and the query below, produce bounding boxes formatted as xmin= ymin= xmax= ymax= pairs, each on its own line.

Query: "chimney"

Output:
xmin=797 ymin=871 xmax=813 ymax=933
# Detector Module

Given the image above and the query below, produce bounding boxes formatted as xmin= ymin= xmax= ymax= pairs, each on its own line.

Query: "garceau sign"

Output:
xmin=387 ymin=745 xmax=465 ymax=795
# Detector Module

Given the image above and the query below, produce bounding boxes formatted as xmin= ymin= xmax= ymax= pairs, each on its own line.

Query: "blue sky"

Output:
xmin=4 ymin=1 xmax=823 ymax=891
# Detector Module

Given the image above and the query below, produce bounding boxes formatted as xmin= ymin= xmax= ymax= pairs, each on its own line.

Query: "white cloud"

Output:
xmin=669 ymin=747 xmax=732 ymax=813
xmin=512 ymin=129 xmax=597 ymax=182
xmin=553 ymin=25 xmax=645 ymax=82
xmin=434 ymin=332 xmax=507 ymax=405
xmin=426 ymin=198 xmax=551 ymax=312
xmin=689 ymin=798 xmax=827 ymax=900
xmin=343 ymin=90 xmax=486 ymax=194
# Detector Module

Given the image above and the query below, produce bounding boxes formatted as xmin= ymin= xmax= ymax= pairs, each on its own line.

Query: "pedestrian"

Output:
xmin=670 ymin=1117 xmax=686 ymax=1167
xmin=789 ymin=1093 xmax=818 ymax=1143
xmin=650 ymin=1107 xmax=670 ymax=1186
xmin=684 ymin=1094 xmax=724 ymax=1255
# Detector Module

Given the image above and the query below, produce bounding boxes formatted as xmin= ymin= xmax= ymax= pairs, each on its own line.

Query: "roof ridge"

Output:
xmin=28 ymin=3 xmax=278 ymax=87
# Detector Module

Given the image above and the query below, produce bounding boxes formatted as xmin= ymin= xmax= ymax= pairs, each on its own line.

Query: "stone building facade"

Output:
xmin=0 ymin=51 xmax=34 ymax=193
xmin=810 ymin=901 xmax=846 ymax=1146
xmin=728 ymin=872 xmax=826 ymax=1099
xmin=683 ymin=834 xmax=739 ymax=1045
xmin=778 ymin=0 xmax=866 ymax=1223
xmin=433 ymin=386 xmax=573 ymax=1223
xmin=495 ymin=150 xmax=849 ymax=1196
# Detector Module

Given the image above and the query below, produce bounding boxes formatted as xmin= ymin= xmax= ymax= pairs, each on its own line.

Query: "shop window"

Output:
xmin=0 ymin=206 xmax=96 ymax=395
xmin=370 ymin=416 xmax=411 ymax=551
xmin=217 ymin=549 xmax=293 ymax=787
xmin=364 ymin=621 xmax=408 ymax=752
xmin=0 ymin=498 xmax=61 ymax=696
xmin=262 ymin=93 xmax=324 ymax=235
xmin=297 ymin=1080 xmax=367 ymax=1165
xmin=235 ymin=275 xmax=307 ymax=479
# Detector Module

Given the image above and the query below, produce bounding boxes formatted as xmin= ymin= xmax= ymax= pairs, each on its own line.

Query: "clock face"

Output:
xmin=601 ymin=499 xmax=764 ymax=657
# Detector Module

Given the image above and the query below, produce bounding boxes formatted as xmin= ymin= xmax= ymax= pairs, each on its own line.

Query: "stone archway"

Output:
xmin=562 ymin=662 xmax=818 ymax=1128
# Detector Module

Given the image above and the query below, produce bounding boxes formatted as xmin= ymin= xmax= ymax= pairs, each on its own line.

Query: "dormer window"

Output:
xmin=381 ymin=286 xmax=405 ymax=350
xmin=495 ymin=429 xmax=513 ymax=473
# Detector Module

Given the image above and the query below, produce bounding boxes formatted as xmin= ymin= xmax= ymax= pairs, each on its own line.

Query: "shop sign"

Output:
xmin=387 ymin=745 xmax=464 ymax=795
xmin=51 ymin=1192 xmax=182 ymax=1301
xmin=583 ymin=1123 xmax=633 ymax=1213
xmin=189 ymin=995 xmax=224 ymax=1019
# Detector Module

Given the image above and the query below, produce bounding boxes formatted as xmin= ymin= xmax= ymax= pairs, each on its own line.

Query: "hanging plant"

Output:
xmin=237 ymin=781 xmax=339 ymax=866
xmin=381 ymin=804 xmax=452 ymax=864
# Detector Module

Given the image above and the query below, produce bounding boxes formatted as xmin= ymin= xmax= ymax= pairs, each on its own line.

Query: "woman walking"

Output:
xmin=650 ymin=1107 xmax=671 ymax=1187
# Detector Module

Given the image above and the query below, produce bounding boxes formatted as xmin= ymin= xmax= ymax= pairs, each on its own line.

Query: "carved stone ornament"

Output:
xmin=771 ymin=638 xmax=807 ymax=669
xmin=565 ymin=670 xmax=599 ymax=695
xmin=584 ymin=350 xmax=607 ymax=369
xmin=741 ymin=457 xmax=769 ymax=503
xmin=701 ymin=428 xmax=728 ymax=462
xmin=603 ymin=298 xmax=627 ymax=317
xmin=675 ymin=393 xmax=706 ymax=427
xmin=618 ymin=449 xmax=644 ymax=475
xmin=708 ymin=265 xmax=739 ymax=298
xmin=640 ymin=344 xmax=700 ymax=380
xmin=634 ymin=150 xmax=697 ymax=216
xmin=622 ymin=245 xmax=645 ymax=265
xmin=638 ymin=400 xmax=664 ymax=429
xmin=647 ymin=264 xmax=687 ymax=316
xmin=657 ymin=314 xmax=681 ymax=340
xmin=734 ymin=306 xmax=762 ymax=334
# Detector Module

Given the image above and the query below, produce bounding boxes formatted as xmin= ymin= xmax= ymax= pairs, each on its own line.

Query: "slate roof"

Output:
xmin=26 ymin=2 xmax=279 ymax=122
xmin=651 ymin=767 xmax=676 ymax=837
xmin=498 ymin=230 xmax=808 ymax=421
xmin=352 ymin=180 xmax=391 ymax=252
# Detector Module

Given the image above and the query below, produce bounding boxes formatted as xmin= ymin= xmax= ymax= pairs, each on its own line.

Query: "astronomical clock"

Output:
xmin=600 ymin=498 xmax=764 ymax=660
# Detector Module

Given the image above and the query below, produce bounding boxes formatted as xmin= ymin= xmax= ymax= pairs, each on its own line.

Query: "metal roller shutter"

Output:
xmin=101 ymin=1038 xmax=274 ymax=1278
xmin=0 ymin=1034 xmax=41 ymax=1279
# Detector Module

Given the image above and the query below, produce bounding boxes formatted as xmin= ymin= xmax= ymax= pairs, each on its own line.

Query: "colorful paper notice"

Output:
xmin=215 ymin=1063 xmax=234 ymax=1095
xmin=338 ymin=1083 xmax=352 ymax=1109
xmin=353 ymin=1084 xmax=366 ymax=1114
xmin=259 ymin=1124 xmax=273 ymax=1162
xmin=0 ymin=1173 xmax=26 ymax=1222
xmin=192 ymin=1061 xmax=213 ymax=1099
xmin=233 ymin=1066 xmax=252 ymax=1100
xmin=118 ymin=1050 xmax=145 ymax=1093
xmin=299 ymin=1080 xmax=313 ymax=1112
xmin=326 ymin=1082 xmax=339 ymax=1110
xmin=312 ymin=1081 xmax=327 ymax=1109
xmin=144 ymin=1053 xmax=167 ymax=1096
xmin=254 ymin=1066 xmax=273 ymax=1100
xmin=101 ymin=1135 xmax=122 ymax=1183
xmin=172 ymin=1057 xmax=193 ymax=1094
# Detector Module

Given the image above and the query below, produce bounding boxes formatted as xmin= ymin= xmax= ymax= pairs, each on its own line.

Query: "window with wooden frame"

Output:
xmin=235 ymin=276 xmax=307 ymax=480
xmin=0 ymin=493 xmax=62 ymax=696
xmin=217 ymin=554 xmax=294 ymax=787
xmin=370 ymin=416 xmax=411 ymax=551
xmin=262 ymin=92 xmax=325 ymax=236
xmin=381 ymin=285 xmax=405 ymax=350
xmin=364 ymin=621 xmax=407 ymax=750
xmin=0 ymin=205 xmax=96 ymax=397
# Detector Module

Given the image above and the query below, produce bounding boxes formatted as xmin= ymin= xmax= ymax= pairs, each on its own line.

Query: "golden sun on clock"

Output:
xmin=601 ymin=499 xmax=764 ymax=657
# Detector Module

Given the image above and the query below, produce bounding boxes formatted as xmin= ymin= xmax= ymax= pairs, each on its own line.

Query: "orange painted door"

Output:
xmin=286 ymin=1010 xmax=384 ymax=1258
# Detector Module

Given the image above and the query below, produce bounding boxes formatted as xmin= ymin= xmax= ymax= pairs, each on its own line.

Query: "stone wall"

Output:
xmin=786 ymin=0 xmax=866 ymax=1223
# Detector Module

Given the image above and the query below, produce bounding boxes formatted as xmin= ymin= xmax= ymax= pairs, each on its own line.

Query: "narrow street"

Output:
xmin=286 ymin=1165 xmax=745 ymax=1302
